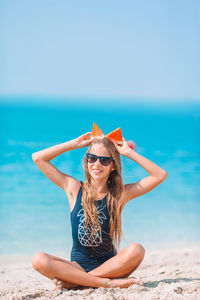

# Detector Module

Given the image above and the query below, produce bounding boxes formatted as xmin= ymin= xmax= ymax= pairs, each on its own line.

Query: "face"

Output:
xmin=86 ymin=144 xmax=115 ymax=180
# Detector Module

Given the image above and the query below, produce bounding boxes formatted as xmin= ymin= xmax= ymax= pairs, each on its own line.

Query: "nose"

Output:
xmin=93 ymin=158 xmax=102 ymax=167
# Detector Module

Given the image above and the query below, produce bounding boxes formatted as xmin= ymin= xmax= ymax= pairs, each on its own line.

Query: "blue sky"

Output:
xmin=0 ymin=0 xmax=200 ymax=103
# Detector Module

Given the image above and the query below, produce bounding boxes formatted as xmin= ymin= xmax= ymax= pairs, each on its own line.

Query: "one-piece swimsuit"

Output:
xmin=70 ymin=183 xmax=117 ymax=272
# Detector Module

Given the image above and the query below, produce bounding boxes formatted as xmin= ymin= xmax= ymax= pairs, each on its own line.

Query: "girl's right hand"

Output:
xmin=74 ymin=132 xmax=95 ymax=149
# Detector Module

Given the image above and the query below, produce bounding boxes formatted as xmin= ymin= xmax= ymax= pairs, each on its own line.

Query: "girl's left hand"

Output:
xmin=112 ymin=138 xmax=132 ymax=155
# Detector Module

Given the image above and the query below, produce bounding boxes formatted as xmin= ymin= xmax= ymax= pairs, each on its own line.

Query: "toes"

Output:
xmin=57 ymin=281 xmax=63 ymax=287
xmin=52 ymin=278 xmax=63 ymax=290
xmin=130 ymin=277 xmax=143 ymax=286
xmin=139 ymin=280 xmax=144 ymax=286
xmin=56 ymin=282 xmax=63 ymax=290
xmin=52 ymin=278 xmax=59 ymax=284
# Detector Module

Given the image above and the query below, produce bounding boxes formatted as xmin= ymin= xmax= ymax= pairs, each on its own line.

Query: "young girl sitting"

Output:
xmin=31 ymin=128 xmax=167 ymax=290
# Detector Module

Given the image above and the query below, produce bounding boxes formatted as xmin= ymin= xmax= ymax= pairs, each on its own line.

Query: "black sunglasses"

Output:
xmin=86 ymin=153 xmax=114 ymax=166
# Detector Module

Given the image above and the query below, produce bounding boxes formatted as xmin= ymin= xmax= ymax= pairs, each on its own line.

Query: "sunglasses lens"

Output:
xmin=100 ymin=157 xmax=112 ymax=166
xmin=86 ymin=154 xmax=97 ymax=163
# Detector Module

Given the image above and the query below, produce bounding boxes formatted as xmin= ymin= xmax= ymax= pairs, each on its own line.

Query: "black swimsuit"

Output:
xmin=70 ymin=183 xmax=117 ymax=272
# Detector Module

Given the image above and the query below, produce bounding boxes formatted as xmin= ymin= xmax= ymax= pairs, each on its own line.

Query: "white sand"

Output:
xmin=0 ymin=245 xmax=200 ymax=300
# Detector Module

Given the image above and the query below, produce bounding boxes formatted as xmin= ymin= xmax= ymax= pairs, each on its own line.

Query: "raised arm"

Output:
xmin=113 ymin=138 xmax=168 ymax=205
xmin=32 ymin=132 xmax=94 ymax=195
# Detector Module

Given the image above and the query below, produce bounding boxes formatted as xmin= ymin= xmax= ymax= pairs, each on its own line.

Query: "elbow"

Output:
xmin=160 ymin=172 xmax=168 ymax=181
xmin=32 ymin=153 xmax=39 ymax=161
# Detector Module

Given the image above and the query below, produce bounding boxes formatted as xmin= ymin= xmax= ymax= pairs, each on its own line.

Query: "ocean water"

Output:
xmin=0 ymin=98 xmax=200 ymax=258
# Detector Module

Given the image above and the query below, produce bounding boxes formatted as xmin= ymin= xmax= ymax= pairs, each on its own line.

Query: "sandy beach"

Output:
xmin=0 ymin=244 xmax=200 ymax=300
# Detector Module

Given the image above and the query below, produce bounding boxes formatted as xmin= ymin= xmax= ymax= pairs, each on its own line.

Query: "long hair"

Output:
xmin=82 ymin=136 xmax=125 ymax=251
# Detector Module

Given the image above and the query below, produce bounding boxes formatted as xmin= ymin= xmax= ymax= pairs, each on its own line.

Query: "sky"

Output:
xmin=0 ymin=0 xmax=200 ymax=103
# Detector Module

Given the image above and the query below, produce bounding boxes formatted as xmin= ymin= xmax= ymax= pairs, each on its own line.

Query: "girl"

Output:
xmin=31 ymin=131 xmax=168 ymax=290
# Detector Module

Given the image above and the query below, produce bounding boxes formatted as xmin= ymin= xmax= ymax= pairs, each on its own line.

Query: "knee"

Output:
xmin=127 ymin=243 xmax=145 ymax=260
xmin=32 ymin=252 xmax=49 ymax=271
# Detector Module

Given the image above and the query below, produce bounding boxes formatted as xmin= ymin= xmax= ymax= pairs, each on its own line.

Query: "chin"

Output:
xmin=91 ymin=174 xmax=104 ymax=179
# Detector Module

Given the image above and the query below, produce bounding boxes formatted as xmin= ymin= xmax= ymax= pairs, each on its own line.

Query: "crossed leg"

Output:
xmin=32 ymin=243 xmax=145 ymax=290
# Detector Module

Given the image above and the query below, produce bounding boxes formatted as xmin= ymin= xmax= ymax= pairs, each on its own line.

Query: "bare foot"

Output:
xmin=52 ymin=278 xmax=78 ymax=290
xmin=102 ymin=277 xmax=143 ymax=289
xmin=130 ymin=276 xmax=144 ymax=286
xmin=52 ymin=278 xmax=63 ymax=290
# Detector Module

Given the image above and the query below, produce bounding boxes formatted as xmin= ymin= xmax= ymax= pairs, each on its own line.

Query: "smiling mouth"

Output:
xmin=92 ymin=169 xmax=103 ymax=173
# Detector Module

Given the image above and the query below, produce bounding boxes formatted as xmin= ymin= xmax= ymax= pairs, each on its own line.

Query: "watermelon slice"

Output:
xmin=106 ymin=128 xmax=123 ymax=145
xmin=91 ymin=122 xmax=104 ymax=137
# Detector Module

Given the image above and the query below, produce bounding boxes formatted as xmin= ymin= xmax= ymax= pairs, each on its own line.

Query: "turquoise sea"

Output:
xmin=0 ymin=98 xmax=200 ymax=258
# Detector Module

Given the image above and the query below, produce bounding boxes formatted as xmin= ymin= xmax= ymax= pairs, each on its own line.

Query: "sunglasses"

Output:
xmin=86 ymin=153 xmax=114 ymax=166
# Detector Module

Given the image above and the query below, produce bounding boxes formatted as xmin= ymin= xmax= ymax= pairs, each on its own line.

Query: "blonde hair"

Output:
xmin=82 ymin=136 xmax=125 ymax=251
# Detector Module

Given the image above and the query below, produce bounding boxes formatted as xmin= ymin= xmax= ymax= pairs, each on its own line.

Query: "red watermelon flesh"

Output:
xmin=91 ymin=122 xmax=104 ymax=137
xmin=106 ymin=128 xmax=123 ymax=145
